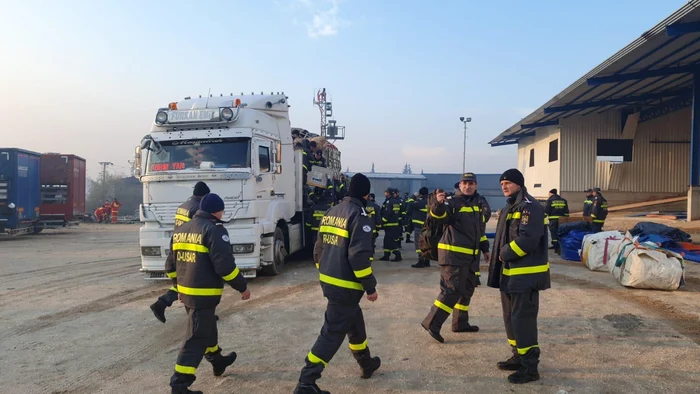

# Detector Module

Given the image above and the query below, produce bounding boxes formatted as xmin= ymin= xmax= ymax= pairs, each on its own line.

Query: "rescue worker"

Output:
xmin=309 ymin=150 xmax=326 ymax=168
xmin=168 ymin=193 xmax=250 ymax=394
xmin=365 ymin=193 xmax=382 ymax=258
xmin=488 ymin=169 xmax=550 ymax=384
xmin=582 ymin=189 xmax=594 ymax=219
xmin=94 ymin=206 xmax=105 ymax=223
xmin=393 ymin=189 xmax=405 ymax=248
xmin=411 ymin=187 xmax=430 ymax=268
xmin=110 ymin=198 xmax=122 ymax=224
xmin=590 ymin=187 xmax=608 ymax=233
xmin=421 ymin=173 xmax=490 ymax=341
xmin=295 ymin=173 xmax=381 ymax=394
xmin=544 ymin=189 xmax=569 ymax=254
xmin=335 ymin=174 xmax=348 ymax=201
xmin=308 ymin=189 xmax=335 ymax=247
xmin=379 ymin=188 xmax=402 ymax=261
xmin=404 ymin=193 xmax=415 ymax=243
xmin=151 ymin=181 xmax=211 ymax=323
xmin=103 ymin=201 xmax=111 ymax=222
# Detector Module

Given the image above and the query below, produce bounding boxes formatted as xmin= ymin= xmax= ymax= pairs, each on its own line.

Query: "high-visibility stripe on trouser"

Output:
xmin=171 ymin=308 xmax=218 ymax=387
xmin=501 ymin=290 xmax=540 ymax=360
xmin=175 ymin=364 xmax=196 ymax=374
xmin=423 ymin=265 xmax=477 ymax=332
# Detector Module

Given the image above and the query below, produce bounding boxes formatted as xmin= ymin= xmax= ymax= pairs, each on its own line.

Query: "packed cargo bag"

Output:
xmin=611 ymin=235 xmax=685 ymax=290
xmin=581 ymin=231 xmax=624 ymax=271
xmin=559 ymin=230 xmax=591 ymax=262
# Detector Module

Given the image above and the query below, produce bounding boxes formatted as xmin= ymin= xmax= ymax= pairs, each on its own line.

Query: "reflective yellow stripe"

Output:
xmin=166 ymin=271 xmax=177 ymax=279
xmin=454 ymin=303 xmax=469 ymax=311
xmin=308 ymin=352 xmax=328 ymax=366
xmin=502 ymin=262 xmax=550 ymax=276
xmin=205 ymin=345 xmax=219 ymax=354
xmin=172 ymin=243 xmax=209 ymax=253
xmin=544 ymin=217 xmax=550 ymax=224
xmin=548 ymin=216 xmax=560 ymax=219
xmin=412 ymin=219 xmax=424 ymax=225
xmin=311 ymin=227 xmax=319 ymax=231
xmin=169 ymin=286 xmax=178 ymax=292
xmin=354 ymin=267 xmax=373 ymax=278
xmin=509 ymin=240 xmax=527 ymax=257
xmin=434 ymin=300 xmax=453 ymax=313
xmin=177 ymin=285 xmax=223 ymax=296
xmin=475 ymin=271 xmax=481 ymax=276
xmin=430 ymin=210 xmax=447 ymax=219
xmin=437 ymin=243 xmax=477 ymax=255
xmin=383 ymin=222 xmax=399 ymax=227
xmin=319 ymin=225 xmax=349 ymax=238
xmin=175 ymin=214 xmax=190 ymax=222
xmin=593 ymin=219 xmax=605 ymax=223
xmin=175 ymin=364 xmax=197 ymax=374
xmin=369 ymin=256 xmax=374 ymax=261
xmin=508 ymin=339 xmax=517 ymax=347
xmin=415 ymin=249 xmax=421 ymax=253
xmin=348 ymin=339 xmax=368 ymax=351
xmin=507 ymin=212 xmax=522 ymax=220
xmin=222 ymin=267 xmax=240 ymax=281
xmin=459 ymin=206 xmax=481 ymax=213
xmin=313 ymin=212 xmax=325 ymax=217
xmin=319 ymin=273 xmax=364 ymax=291
xmin=315 ymin=262 xmax=320 ymax=270
xmin=480 ymin=235 xmax=487 ymax=242
xmin=517 ymin=345 xmax=539 ymax=355
xmin=591 ymin=214 xmax=596 ymax=218
xmin=419 ymin=208 xmax=428 ymax=212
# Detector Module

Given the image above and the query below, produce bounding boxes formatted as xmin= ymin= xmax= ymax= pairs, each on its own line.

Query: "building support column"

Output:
xmin=688 ymin=71 xmax=700 ymax=221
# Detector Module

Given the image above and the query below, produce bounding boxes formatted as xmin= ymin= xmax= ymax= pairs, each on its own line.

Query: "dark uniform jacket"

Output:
xmin=166 ymin=195 xmax=203 ymax=281
xmin=488 ymin=187 xmax=551 ymax=293
xmin=381 ymin=196 xmax=401 ymax=228
xmin=582 ymin=194 xmax=594 ymax=217
xmin=314 ymin=197 xmax=377 ymax=303
xmin=169 ymin=210 xmax=248 ymax=309
xmin=544 ymin=194 xmax=569 ymax=220
xmin=365 ymin=200 xmax=382 ymax=235
xmin=309 ymin=156 xmax=326 ymax=168
xmin=411 ymin=196 xmax=428 ymax=227
xmin=591 ymin=194 xmax=609 ymax=223
xmin=429 ymin=193 xmax=487 ymax=271
xmin=308 ymin=197 xmax=335 ymax=232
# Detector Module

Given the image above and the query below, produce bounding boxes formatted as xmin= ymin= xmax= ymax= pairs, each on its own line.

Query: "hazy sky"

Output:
xmin=0 ymin=0 xmax=686 ymax=179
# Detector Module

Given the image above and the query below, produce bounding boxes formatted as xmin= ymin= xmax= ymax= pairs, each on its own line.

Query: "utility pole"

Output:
xmin=99 ymin=162 xmax=113 ymax=183
xmin=459 ymin=117 xmax=472 ymax=173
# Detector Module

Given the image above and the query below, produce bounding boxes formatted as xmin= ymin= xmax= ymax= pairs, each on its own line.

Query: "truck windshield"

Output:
xmin=146 ymin=137 xmax=251 ymax=173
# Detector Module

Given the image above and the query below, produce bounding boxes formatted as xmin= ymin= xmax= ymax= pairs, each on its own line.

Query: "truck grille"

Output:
xmin=145 ymin=201 xmax=250 ymax=223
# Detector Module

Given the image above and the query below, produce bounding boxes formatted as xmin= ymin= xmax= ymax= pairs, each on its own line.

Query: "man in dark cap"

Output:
xmin=590 ymin=187 xmax=608 ymax=233
xmin=411 ymin=187 xmax=431 ymax=268
xmin=488 ymin=169 xmax=549 ymax=384
xmin=295 ymin=173 xmax=381 ymax=394
xmin=365 ymin=193 xmax=382 ymax=257
xmin=168 ymin=193 xmax=251 ymax=394
xmin=544 ymin=188 xmax=569 ymax=254
xmin=380 ymin=187 xmax=402 ymax=261
xmin=151 ymin=181 xmax=211 ymax=323
xmin=582 ymin=189 xmax=594 ymax=219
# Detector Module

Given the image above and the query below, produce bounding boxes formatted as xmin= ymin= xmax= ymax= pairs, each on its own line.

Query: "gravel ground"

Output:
xmin=1 ymin=223 xmax=700 ymax=394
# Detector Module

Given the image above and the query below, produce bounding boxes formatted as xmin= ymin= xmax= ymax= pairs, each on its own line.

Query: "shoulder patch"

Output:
xmin=362 ymin=225 xmax=372 ymax=233
xmin=521 ymin=209 xmax=530 ymax=225
xmin=222 ymin=234 xmax=230 ymax=242
xmin=360 ymin=207 xmax=368 ymax=216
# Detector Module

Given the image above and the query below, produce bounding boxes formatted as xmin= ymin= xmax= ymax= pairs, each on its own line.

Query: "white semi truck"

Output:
xmin=134 ymin=93 xmax=340 ymax=279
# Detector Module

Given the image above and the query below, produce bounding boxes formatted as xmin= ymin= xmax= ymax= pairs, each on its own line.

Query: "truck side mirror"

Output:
xmin=134 ymin=146 xmax=142 ymax=177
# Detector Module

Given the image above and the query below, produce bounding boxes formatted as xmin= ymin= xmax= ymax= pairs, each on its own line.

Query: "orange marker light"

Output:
xmin=169 ymin=102 xmax=178 ymax=110
xmin=234 ymin=98 xmax=241 ymax=108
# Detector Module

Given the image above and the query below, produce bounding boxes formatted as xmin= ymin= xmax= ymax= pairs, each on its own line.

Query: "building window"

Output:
xmin=258 ymin=145 xmax=271 ymax=172
xmin=596 ymin=139 xmax=633 ymax=162
xmin=548 ymin=139 xmax=558 ymax=162
xmin=529 ymin=149 xmax=535 ymax=167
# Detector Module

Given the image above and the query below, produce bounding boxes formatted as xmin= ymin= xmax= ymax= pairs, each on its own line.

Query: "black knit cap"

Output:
xmin=348 ymin=173 xmax=371 ymax=198
xmin=499 ymin=168 xmax=524 ymax=187
xmin=200 ymin=193 xmax=225 ymax=214
xmin=549 ymin=188 xmax=557 ymax=194
xmin=419 ymin=187 xmax=429 ymax=195
xmin=193 ymin=181 xmax=210 ymax=196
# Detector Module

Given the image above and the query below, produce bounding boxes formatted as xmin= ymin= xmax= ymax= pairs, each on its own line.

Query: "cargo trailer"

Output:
xmin=40 ymin=153 xmax=86 ymax=227
xmin=0 ymin=148 xmax=42 ymax=235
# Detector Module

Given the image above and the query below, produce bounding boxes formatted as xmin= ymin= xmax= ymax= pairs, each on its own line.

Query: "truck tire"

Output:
xmin=262 ymin=227 xmax=287 ymax=276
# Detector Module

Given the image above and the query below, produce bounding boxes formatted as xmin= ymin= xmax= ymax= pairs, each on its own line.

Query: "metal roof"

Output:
xmin=490 ymin=1 xmax=700 ymax=146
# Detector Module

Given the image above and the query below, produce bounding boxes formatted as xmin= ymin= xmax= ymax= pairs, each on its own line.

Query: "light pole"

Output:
xmin=459 ymin=117 xmax=472 ymax=173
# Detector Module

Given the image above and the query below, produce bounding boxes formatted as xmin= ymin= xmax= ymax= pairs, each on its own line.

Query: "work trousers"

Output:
xmin=299 ymin=299 xmax=374 ymax=384
xmin=548 ymin=219 xmax=560 ymax=250
xmin=170 ymin=307 xmax=227 ymax=388
xmin=413 ymin=227 xmax=423 ymax=256
xmin=422 ymin=264 xmax=477 ymax=332
xmin=591 ymin=222 xmax=604 ymax=233
xmin=159 ymin=285 xmax=179 ymax=307
xmin=111 ymin=213 xmax=119 ymax=224
xmin=382 ymin=225 xmax=402 ymax=254
xmin=501 ymin=291 xmax=541 ymax=368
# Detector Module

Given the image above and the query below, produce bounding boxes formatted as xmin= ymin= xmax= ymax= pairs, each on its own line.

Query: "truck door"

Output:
xmin=253 ymin=139 xmax=274 ymax=197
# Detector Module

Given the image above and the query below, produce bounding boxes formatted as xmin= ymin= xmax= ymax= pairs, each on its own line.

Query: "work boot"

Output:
xmin=209 ymin=351 xmax=237 ymax=376
xmin=452 ymin=324 xmax=479 ymax=333
xmin=508 ymin=348 xmax=540 ymax=383
xmin=420 ymin=322 xmax=444 ymax=343
xmin=391 ymin=251 xmax=402 ymax=262
xmin=293 ymin=382 xmax=330 ymax=394
xmin=406 ymin=235 xmax=413 ymax=243
xmin=497 ymin=354 xmax=521 ymax=371
xmin=150 ymin=300 xmax=167 ymax=323
xmin=171 ymin=387 xmax=203 ymax=394
xmin=411 ymin=257 xmax=427 ymax=268
xmin=379 ymin=252 xmax=391 ymax=261
xmin=360 ymin=356 xmax=381 ymax=379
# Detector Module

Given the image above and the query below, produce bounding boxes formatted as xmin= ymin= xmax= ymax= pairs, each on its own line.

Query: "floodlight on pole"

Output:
xmin=460 ymin=117 xmax=472 ymax=174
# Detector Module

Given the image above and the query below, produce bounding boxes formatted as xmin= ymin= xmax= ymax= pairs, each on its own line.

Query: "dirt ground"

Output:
xmin=2 ymin=223 xmax=700 ymax=394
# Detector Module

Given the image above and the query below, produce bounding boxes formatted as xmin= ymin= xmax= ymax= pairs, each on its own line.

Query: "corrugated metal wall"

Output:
xmin=560 ymin=108 xmax=689 ymax=193
xmin=517 ymin=126 xmax=560 ymax=198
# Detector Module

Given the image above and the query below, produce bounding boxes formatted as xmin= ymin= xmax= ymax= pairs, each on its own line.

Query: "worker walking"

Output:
xmin=582 ymin=189 xmax=594 ymax=219
xmin=544 ymin=189 xmax=569 ymax=254
xmin=110 ymin=198 xmax=122 ymax=224
xmin=404 ymin=193 xmax=415 ymax=243
xmin=421 ymin=173 xmax=490 ymax=342
xmin=151 ymin=181 xmax=211 ymax=323
xmin=411 ymin=187 xmax=430 ymax=268
xmin=393 ymin=189 xmax=406 ymax=248
xmin=379 ymin=188 xmax=402 ymax=261
xmin=365 ymin=193 xmax=382 ymax=258
xmin=488 ymin=169 xmax=550 ymax=384
xmin=591 ymin=187 xmax=608 ymax=233
xmin=295 ymin=173 xmax=381 ymax=394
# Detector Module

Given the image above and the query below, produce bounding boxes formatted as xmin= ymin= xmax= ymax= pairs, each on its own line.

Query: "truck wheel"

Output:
xmin=262 ymin=227 xmax=287 ymax=276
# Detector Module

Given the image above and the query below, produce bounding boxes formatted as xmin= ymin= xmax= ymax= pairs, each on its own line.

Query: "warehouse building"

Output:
xmin=345 ymin=172 xmax=427 ymax=196
xmin=489 ymin=1 xmax=700 ymax=219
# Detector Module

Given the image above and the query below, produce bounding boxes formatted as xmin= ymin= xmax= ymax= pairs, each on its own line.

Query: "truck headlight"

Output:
xmin=141 ymin=246 xmax=162 ymax=256
xmin=231 ymin=244 xmax=254 ymax=254
xmin=155 ymin=111 xmax=168 ymax=125
xmin=221 ymin=107 xmax=234 ymax=121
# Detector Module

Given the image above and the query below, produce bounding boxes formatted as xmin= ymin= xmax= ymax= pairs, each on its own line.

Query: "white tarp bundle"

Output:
xmin=581 ymin=231 xmax=624 ymax=272
xmin=610 ymin=232 xmax=685 ymax=290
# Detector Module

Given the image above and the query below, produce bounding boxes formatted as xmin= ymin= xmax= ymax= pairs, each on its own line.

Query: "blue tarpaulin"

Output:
xmin=560 ymin=230 xmax=593 ymax=262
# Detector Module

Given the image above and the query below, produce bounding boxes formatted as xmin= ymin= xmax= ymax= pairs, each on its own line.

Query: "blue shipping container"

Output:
xmin=0 ymin=148 xmax=42 ymax=231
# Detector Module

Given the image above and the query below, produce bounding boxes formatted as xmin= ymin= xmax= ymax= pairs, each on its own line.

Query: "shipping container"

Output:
xmin=40 ymin=153 xmax=87 ymax=224
xmin=0 ymin=148 xmax=42 ymax=234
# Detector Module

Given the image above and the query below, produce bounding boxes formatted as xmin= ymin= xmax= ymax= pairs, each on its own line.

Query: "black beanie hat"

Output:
xmin=549 ymin=188 xmax=557 ymax=195
xmin=499 ymin=168 xmax=524 ymax=187
xmin=419 ymin=187 xmax=429 ymax=195
xmin=193 ymin=181 xmax=211 ymax=197
xmin=348 ymin=173 xmax=371 ymax=198
xmin=200 ymin=193 xmax=225 ymax=214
